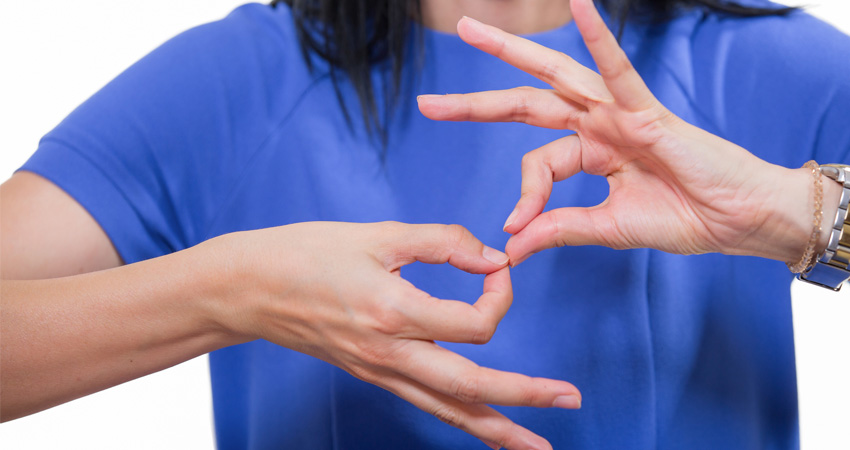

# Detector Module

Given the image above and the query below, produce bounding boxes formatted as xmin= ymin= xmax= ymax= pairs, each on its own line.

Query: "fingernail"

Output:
xmin=503 ymin=209 xmax=518 ymax=231
xmin=417 ymin=94 xmax=441 ymax=102
xmin=552 ymin=395 xmax=581 ymax=409
xmin=588 ymin=92 xmax=615 ymax=104
xmin=482 ymin=246 xmax=509 ymax=265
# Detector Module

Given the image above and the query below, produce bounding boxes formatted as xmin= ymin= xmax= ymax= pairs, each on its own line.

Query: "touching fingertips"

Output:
xmin=509 ymin=253 xmax=531 ymax=268
xmin=482 ymin=246 xmax=510 ymax=266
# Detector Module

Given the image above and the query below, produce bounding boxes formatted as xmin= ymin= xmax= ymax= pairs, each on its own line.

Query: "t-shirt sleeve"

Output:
xmin=20 ymin=4 xmax=305 ymax=264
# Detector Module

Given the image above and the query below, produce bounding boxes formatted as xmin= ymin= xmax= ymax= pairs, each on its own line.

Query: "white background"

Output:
xmin=1 ymin=1 xmax=848 ymax=448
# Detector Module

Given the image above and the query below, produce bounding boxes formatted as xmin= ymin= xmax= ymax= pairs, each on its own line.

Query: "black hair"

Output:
xmin=271 ymin=0 xmax=797 ymax=139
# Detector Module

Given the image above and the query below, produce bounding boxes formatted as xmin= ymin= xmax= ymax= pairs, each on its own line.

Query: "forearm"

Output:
xmin=0 ymin=241 xmax=241 ymax=421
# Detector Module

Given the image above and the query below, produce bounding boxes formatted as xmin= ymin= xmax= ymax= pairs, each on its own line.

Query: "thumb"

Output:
xmin=505 ymin=206 xmax=613 ymax=266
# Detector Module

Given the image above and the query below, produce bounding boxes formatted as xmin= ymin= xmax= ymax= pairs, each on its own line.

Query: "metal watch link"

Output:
xmin=799 ymin=164 xmax=850 ymax=290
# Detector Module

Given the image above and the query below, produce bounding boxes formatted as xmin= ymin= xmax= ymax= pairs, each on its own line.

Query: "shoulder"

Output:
xmin=690 ymin=7 xmax=850 ymax=85
xmin=27 ymin=3 xmax=326 ymax=260
xmin=112 ymin=3 xmax=317 ymax=110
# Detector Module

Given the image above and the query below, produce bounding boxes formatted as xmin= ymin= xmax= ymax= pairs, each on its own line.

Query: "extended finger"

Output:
xmin=418 ymin=87 xmax=584 ymax=129
xmin=393 ymin=339 xmax=581 ymax=410
xmin=503 ymin=135 xmax=583 ymax=235
xmin=456 ymin=16 xmax=613 ymax=105
xmin=392 ymin=267 xmax=512 ymax=344
xmin=505 ymin=205 xmax=618 ymax=266
xmin=570 ymin=0 xmax=656 ymax=111
xmin=377 ymin=372 xmax=555 ymax=450
xmin=378 ymin=222 xmax=509 ymax=274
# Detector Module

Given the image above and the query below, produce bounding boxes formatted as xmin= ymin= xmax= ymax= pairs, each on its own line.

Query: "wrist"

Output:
xmin=184 ymin=234 xmax=257 ymax=348
xmin=752 ymin=164 xmax=841 ymax=263
xmin=739 ymin=165 xmax=820 ymax=262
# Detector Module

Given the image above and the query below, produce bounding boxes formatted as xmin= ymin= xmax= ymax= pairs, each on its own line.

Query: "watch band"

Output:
xmin=799 ymin=164 xmax=850 ymax=290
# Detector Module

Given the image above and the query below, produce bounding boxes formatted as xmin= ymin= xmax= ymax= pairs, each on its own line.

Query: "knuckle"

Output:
xmin=517 ymin=380 xmax=542 ymax=406
xmin=443 ymin=224 xmax=470 ymax=248
xmin=370 ymin=302 xmax=406 ymax=336
xmin=431 ymin=404 xmax=464 ymax=428
xmin=537 ymin=53 xmax=568 ymax=83
xmin=510 ymin=89 xmax=532 ymax=123
xmin=346 ymin=363 xmax=379 ymax=385
xmin=602 ymin=49 xmax=632 ymax=78
xmin=355 ymin=339 xmax=399 ymax=369
xmin=520 ymin=151 xmax=539 ymax=170
xmin=547 ymin=212 xmax=566 ymax=248
xmin=470 ymin=319 xmax=497 ymax=345
xmin=451 ymin=373 xmax=484 ymax=404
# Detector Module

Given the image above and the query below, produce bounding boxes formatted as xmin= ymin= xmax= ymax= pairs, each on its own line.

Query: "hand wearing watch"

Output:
xmin=799 ymin=164 xmax=850 ymax=290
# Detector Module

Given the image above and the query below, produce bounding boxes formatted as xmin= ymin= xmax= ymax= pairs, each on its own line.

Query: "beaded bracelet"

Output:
xmin=787 ymin=160 xmax=823 ymax=274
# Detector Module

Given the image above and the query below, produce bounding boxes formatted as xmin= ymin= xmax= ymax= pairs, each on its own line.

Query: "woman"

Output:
xmin=2 ymin=0 xmax=848 ymax=448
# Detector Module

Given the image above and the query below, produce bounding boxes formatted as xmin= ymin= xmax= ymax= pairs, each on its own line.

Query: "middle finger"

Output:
xmin=392 ymin=339 xmax=582 ymax=409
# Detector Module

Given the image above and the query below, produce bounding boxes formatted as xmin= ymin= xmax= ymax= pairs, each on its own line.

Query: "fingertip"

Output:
xmin=417 ymin=94 xmax=441 ymax=117
xmin=417 ymin=94 xmax=442 ymax=103
xmin=481 ymin=266 xmax=512 ymax=296
xmin=502 ymin=208 xmax=518 ymax=233
xmin=508 ymin=253 xmax=531 ymax=268
xmin=457 ymin=15 xmax=490 ymax=48
xmin=502 ymin=205 xmax=537 ymax=235
xmin=505 ymin=234 xmax=534 ymax=267
xmin=482 ymin=246 xmax=509 ymax=266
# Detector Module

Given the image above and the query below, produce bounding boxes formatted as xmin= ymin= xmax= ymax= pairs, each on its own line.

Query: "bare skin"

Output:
xmin=422 ymin=0 xmax=572 ymax=35
xmin=418 ymin=0 xmax=840 ymax=266
xmin=0 ymin=1 xmax=840 ymax=449
xmin=0 ymin=173 xmax=580 ymax=449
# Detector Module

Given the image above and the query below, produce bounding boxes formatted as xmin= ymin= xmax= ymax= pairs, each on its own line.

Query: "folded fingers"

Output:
xmin=389 ymin=267 xmax=512 ymax=344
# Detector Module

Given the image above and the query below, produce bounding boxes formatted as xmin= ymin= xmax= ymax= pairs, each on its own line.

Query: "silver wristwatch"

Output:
xmin=799 ymin=164 xmax=850 ymax=290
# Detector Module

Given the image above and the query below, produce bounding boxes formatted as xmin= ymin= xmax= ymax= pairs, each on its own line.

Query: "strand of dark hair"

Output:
xmin=271 ymin=0 xmax=797 ymax=141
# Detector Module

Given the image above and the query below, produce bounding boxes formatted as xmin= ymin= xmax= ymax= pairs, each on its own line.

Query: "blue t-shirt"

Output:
xmin=21 ymin=2 xmax=850 ymax=449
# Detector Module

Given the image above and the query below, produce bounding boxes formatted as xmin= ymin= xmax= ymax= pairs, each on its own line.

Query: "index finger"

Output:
xmin=456 ymin=16 xmax=613 ymax=105
xmin=377 ymin=222 xmax=509 ymax=274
